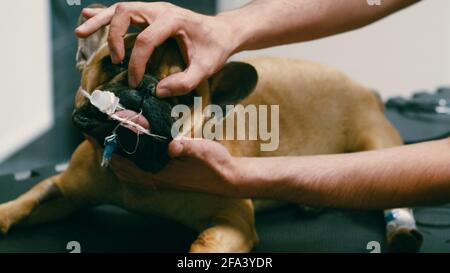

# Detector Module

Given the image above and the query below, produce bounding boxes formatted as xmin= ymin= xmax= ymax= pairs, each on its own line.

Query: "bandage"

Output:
xmin=384 ymin=209 xmax=417 ymax=233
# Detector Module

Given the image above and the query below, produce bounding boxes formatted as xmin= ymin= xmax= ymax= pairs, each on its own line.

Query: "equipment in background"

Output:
xmin=385 ymin=86 xmax=450 ymax=144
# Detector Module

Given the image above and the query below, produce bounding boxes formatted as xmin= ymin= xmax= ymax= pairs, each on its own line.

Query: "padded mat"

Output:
xmin=1 ymin=87 xmax=450 ymax=253
xmin=0 ymin=164 xmax=449 ymax=253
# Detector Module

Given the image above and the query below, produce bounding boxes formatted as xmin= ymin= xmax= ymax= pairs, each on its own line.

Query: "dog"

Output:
xmin=0 ymin=4 xmax=422 ymax=252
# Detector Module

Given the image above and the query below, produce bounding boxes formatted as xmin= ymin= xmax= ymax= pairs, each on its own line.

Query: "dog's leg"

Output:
xmin=0 ymin=141 xmax=118 ymax=236
xmin=352 ymin=113 xmax=423 ymax=252
xmin=0 ymin=174 xmax=88 ymax=236
xmin=190 ymin=200 xmax=258 ymax=253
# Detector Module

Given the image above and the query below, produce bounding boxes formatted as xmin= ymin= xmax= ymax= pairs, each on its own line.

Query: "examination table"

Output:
xmin=0 ymin=88 xmax=449 ymax=253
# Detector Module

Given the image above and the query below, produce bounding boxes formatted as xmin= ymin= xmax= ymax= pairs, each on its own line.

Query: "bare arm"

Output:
xmin=76 ymin=0 xmax=419 ymax=96
xmin=241 ymin=138 xmax=450 ymax=209
xmin=112 ymin=137 xmax=450 ymax=209
xmin=221 ymin=0 xmax=420 ymax=51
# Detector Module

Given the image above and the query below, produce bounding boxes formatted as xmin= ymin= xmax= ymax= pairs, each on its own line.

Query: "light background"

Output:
xmin=222 ymin=0 xmax=450 ymax=97
xmin=0 ymin=0 xmax=52 ymax=162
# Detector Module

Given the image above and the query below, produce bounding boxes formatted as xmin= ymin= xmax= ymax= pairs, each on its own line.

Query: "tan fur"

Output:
xmin=220 ymin=56 xmax=403 ymax=157
xmin=0 ymin=34 xmax=420 ymax=252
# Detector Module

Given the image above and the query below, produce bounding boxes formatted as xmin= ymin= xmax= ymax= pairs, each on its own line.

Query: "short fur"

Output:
xmin=0 ymin=5 xmax=422 ymax=252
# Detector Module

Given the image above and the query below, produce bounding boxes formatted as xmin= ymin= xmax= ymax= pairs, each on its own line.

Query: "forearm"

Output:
xmin=219 ymin=0 xmax=419 ymax=52
xmin=238 ymin=138 xmax=450 ymax=209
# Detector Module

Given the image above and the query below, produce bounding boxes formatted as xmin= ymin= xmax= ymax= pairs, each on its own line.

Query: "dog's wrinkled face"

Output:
xmin=73 ymin=74 xmax=179 ymax=172
xmin=72 ymin=5 xmax=257 ymax=173
xmin=73 ymin=33 xmax=198 ymax=172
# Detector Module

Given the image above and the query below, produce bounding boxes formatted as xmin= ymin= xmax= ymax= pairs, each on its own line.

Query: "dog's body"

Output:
xmin=0 ymin=6 xmax=422 ymax=253
xmin=221 ymin=56 xmax=397 ymax=156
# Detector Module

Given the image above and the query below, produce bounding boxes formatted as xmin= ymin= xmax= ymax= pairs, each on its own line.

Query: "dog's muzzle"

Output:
xmin=72 ymin=75 xmax=174 ymax=173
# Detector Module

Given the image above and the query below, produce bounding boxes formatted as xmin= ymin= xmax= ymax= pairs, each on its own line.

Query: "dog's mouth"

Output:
xmin=72 ymin=74 xmax=177 ymax=173
xmin=114 ymin=109 xmax=151 ymax=134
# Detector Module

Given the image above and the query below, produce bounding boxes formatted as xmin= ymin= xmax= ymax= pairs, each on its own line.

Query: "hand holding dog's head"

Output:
xmin=72 ymin=4 xmax=258 ymax=173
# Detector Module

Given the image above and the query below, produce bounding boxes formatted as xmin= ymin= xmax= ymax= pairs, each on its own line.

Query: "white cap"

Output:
xmin=90 ymin=90 xmax=120 ymax=115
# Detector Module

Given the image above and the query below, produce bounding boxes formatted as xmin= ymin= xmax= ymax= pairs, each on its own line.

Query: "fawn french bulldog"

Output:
xmin=0 ymin=4 xmax=422 ymax=252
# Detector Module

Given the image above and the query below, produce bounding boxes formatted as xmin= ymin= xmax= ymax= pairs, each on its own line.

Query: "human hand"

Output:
xmin=75 ymin=2 xmax=238 ymax=97
xmin=110 ymin=138 xmax=248 ymax=198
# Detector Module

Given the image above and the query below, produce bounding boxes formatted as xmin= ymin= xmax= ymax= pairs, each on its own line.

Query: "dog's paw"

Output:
xmin=0 ymin=205 xmax=11 ymax=237
xmin=387 ymin=228 xmax=423 ymax=253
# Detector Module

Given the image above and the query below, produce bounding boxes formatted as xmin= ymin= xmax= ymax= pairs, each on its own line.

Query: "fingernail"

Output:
xmin=157 ymin=87 xmax=170 ymax=98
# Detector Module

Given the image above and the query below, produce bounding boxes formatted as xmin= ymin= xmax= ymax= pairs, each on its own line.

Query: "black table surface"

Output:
xmin=0 ymin=165 xmax=449 ymax=253
xmin=1 ymin=89 xmax=450 ymax=253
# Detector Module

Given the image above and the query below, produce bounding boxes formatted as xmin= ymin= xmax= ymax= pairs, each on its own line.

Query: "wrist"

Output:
xmin=216 ymin=10 xmax=251 ymax=54
xmin=231 ymin=156 xmax=314 ymax=204
xmin=230 ymin=157 xmax=280 ymax=199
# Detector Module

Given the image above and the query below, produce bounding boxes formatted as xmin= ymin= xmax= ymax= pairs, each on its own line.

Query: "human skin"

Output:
xmin=111 ymin=137 xmax=450 ymax=209
xmin=75 ymin=0 xmax=419 ymax=97
xmin=77 ymin=0 xmax=447 ymax=209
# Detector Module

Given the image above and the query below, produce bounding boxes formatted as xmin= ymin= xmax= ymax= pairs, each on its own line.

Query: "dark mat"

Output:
xmin=3 ymin=0 xmax=450 ymax=254
xmin=1 ymin=86 xmax=450 ymax=253
xmin=0 ymin=164 xmax=449 ymax=253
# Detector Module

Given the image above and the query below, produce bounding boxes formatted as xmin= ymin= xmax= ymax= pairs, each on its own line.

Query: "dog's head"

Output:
xmin=72 ymin=5 xmax=258 ymax=173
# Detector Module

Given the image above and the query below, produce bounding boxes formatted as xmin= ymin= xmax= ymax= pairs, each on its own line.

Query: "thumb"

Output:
xmin=168 ymin=138 xmax=210 ymax=159
xmin=156 ymin=63 xmax=206 ymax=98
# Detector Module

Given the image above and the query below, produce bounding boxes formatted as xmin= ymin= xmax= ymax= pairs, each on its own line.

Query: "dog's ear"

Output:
xmin=209 ymin=62 xmax=258 ymax=107
xmin=76 ymin=4 xmax=109 ymax=71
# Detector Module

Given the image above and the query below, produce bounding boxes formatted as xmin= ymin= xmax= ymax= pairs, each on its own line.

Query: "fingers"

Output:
xmin=75 ymin=5 xmax=116 ymax=38
xmin=110 ymin=156 xmax=131 ymax=179
xmin=110 ymin=155 xmax=147 ymax=183
xmin=168 ymin=140 xmax=184 ymax=158
xmin=75 ymin=2 xmax=213 ymax=98
xmin=168 ymin=138 xmax=212 ymax=159
xmin=81 ymin=8 xmax=104 ymax=19
xmin=128 ymin=19 xmax=179 ymax=87
xmin=157 ymin=62 xmax=207 ymax=97
xmin=108 ymin=6 xmax=133 ymax=64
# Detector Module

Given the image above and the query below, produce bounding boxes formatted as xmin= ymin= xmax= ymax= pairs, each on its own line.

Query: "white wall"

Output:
xmin=0 ymin=0 xmax=52 ymax=161
xmin=219 ymin=0 xmax=450 ymax=99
